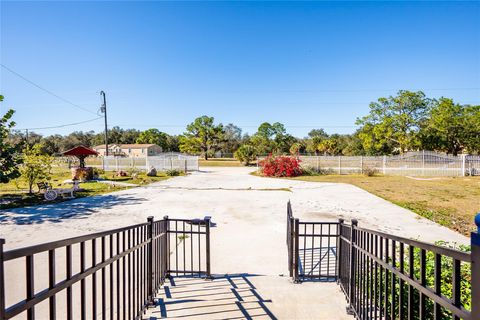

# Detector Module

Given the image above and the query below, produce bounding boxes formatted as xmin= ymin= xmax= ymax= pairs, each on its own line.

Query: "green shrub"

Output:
xmin=166 ymin=169 xmax=182 ymax=176
xmin=234 ymin=145 xmax=257 ymax=166
xmin=355 ymin=241 xmax=471 ymax=318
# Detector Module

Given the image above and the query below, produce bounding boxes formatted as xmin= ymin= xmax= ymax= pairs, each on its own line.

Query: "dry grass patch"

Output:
xmin=291 ymin=174 xmax=480 ymax=236
xmin=199 ymin=158 xmax=244 ymax=167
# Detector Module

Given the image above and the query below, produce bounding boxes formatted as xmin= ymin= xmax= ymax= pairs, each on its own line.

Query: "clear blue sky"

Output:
xmin=1 ymin=1 xmax=479 ymax=137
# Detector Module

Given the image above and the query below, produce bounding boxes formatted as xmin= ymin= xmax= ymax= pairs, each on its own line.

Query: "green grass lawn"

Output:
xmin=289 ymin=174 xmax=480 ymax=236
xmin=0 ymin=168 xmax=173 ymax=209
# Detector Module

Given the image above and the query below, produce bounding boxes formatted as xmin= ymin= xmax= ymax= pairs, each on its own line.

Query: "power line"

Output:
xmin=1 ymin=64 xmax=98 ymax=115
xmin=17 ymin=116 xmax=103 ymax=131
xmin=114 ymin=124 xmax=359 ymax=128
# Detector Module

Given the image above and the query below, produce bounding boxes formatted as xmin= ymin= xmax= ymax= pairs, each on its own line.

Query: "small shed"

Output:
xmin=62 ymin=146 xmax=98 ymax=168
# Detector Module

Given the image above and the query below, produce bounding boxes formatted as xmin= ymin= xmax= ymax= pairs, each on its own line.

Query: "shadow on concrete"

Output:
xmin=297 ymin=246 xmax=338 ymax=282
xmin=0 ymin=194 xmax=147 ymax=225
xmin=149 ymin=273 xmax=278 ymax=320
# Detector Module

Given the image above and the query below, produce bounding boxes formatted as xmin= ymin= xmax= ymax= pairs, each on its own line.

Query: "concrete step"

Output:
xmin=144 ymin=275 xmax=277 ymax=319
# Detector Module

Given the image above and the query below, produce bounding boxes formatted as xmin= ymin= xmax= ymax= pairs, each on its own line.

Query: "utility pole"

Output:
xmin=100 ymin=91 xmax=108 ymax=157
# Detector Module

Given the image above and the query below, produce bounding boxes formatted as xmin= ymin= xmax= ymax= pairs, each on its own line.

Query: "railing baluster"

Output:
xmin=26 ymin=254 xmax=35 ymax=320
xmin=0 ymin=240 xmax=5 ymax=320
xmin=434 ymin=253 xmax=441 ymax=320
xmin=48 ymin=249 xmax=56 ymax=320
xmin=399 ymin=242 xmax=405 ymax=320
xmin=452 ymin=258 xmax=461 ymax=320
xmin=92 ymin=238 xmax=97 ymax=320
xmin=101 ymin=236 xmax=106 ymax=320
xmin=66 ymin=245 xmax=72 ymax=320
xmin=205 ymin=217 xmax=212 ymax=279
xmin=190 ymin=222 xmax=194 ymax=276
xmin=419 ymin=249 xmax=426 ymax=319
xmin=408 ymin=245 xmax=414 ymax=320
xmin=384 ymin=238 xmax=389 ymax=319
xmin=109 ymin=235 xmax=114 ymax=320
xmin=80 ymin=241 xmax=86 ymax=320
xmin=391 ymin=240 xmax=396 ymax=319
xmin=128 ymin=230 xmax=131 ymax=320
xmin=116 ymin=233 xmax=120 ymax=320
xmin=122 ymin=231 xmax=126 ymax=320
xmin=147 ymin=217 xmax=153 ymax=306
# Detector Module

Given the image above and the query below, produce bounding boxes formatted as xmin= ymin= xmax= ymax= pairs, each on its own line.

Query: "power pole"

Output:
xmin=100 ymin=91 xmax=108 ymax=157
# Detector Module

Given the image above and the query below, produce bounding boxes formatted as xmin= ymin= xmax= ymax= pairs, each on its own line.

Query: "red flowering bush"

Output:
xmin=259 ymin=154 xmax=302 ymax=177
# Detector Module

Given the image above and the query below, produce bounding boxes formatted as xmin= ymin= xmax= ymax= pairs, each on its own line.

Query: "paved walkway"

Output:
xmin=0 ymin=167 xmax=467 ymax=319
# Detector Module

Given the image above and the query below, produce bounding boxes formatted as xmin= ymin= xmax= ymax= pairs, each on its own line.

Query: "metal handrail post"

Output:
xmin=347 ymin=219 xmax=358 ymax=315
xmin=147 ymin=216 xmax=154 ymax=305
xmin=471 ymin=213 xmax=480 ymax=317
xmin=0 ymin=239 xmax=5 ymax=320
xmin=205 ymin=217 xmax=213 ymax=280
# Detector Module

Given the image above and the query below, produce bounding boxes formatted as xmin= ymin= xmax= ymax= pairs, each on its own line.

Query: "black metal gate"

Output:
xmin=287 ymin=201 xmax=480 ymax=320
xmin=287 ymin=201 xmax=339 ymax=282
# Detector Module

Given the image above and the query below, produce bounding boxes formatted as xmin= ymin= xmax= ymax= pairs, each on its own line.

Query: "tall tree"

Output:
xmin=221 ymin=123 xmax=242 ymax=154
xmin=250 ymin=122 xmax=295 ymax=154
xmin=136 ymin=129 xmax=168 ymax=150
xmin=356 ymin=90 xmax=432 ymax=154
xmin=463 ymin=105 xmax=480 ymax=154
xmin=421 ymin=98 xmax=465 ymax=155
xmin=305 ymin=128 xmax=329 ymax=154
xmin=0 ymin=95 xmax=21 ymax=183
xmin=179 ymin=116 xmax=224 ymax=160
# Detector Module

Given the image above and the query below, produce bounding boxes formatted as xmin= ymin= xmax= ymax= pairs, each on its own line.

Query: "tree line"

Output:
xmin=2 ymin=90 xmax=479 ymax=165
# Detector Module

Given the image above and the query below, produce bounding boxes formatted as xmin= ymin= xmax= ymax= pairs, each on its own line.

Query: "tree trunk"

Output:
xmin=204 ymin=153 xmax=208 ymax=160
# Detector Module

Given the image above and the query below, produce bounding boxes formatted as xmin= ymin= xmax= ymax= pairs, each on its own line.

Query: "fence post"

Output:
xmin=147 ymin=216 xmax=154 ymax=305
xmin=316 ymin=156 xmax=319 ymax=172
xmin=422 ymin=150 xmax=425 ymax=176
xmin=360 ymin=156 xmax=363 ymax=174
xmin=471 ymin=213 xmax=480 ymax=317
xmin=337 ymin=219 xmax=344 ymax=281
xmin=289 ymin=216 xmax=295 ymax=278
xmin=347 ymin=219 xmax=358 ymax=314
xmin=462 ymin=154 xmax=466 ymax=177
xmin=338 ymin=156 xmax=342 ymax=174
xmin=0 ymin=239 xmax=5 ymax=320
xmin=205 ymin=217 xmax=213 ymax=280
xmin=383 ymin=155 xmax=386 ymax=174
xmin=294 ymin=218 xmax=300 ymax=283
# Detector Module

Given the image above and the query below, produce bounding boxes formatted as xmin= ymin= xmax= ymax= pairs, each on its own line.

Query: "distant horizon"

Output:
xmin=1 ymin=1 xmax=479 ymax=137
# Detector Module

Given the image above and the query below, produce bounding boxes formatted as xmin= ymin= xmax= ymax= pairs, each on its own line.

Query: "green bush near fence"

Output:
xmin=358 ymin=241 xmax=471 ymax=318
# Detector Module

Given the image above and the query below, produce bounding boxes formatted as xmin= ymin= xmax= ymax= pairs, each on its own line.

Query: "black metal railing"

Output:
xmin=0 ymin=216 xmax=211 ymax=320
xmin=287 ymin=202 xmax=480 ymax=320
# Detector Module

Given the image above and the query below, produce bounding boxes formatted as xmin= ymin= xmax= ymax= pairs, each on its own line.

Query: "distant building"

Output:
xmin=93 ymin=144 xmax=162 ymax=157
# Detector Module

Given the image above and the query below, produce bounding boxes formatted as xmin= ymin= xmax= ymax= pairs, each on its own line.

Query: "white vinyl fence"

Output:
xmin=80 ymin=153 xmax=199 ymax=172
xmin=258 ymin=151 xmax=480 ymax=177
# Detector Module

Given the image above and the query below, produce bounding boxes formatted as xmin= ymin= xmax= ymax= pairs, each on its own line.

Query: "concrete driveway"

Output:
xmin=0 ymin=167 xmax=467 ymax=319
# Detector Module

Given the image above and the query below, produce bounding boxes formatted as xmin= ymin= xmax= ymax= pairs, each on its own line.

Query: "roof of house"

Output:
xmin=62 ymin=145 xmax=98 ymax=156
xmin=94 ymin=144 xmax=157 ymax=149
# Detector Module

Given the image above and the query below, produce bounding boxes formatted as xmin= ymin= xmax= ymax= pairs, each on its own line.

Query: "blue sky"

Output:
xmin=1 ymin=1 xmax=479 ymax=137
